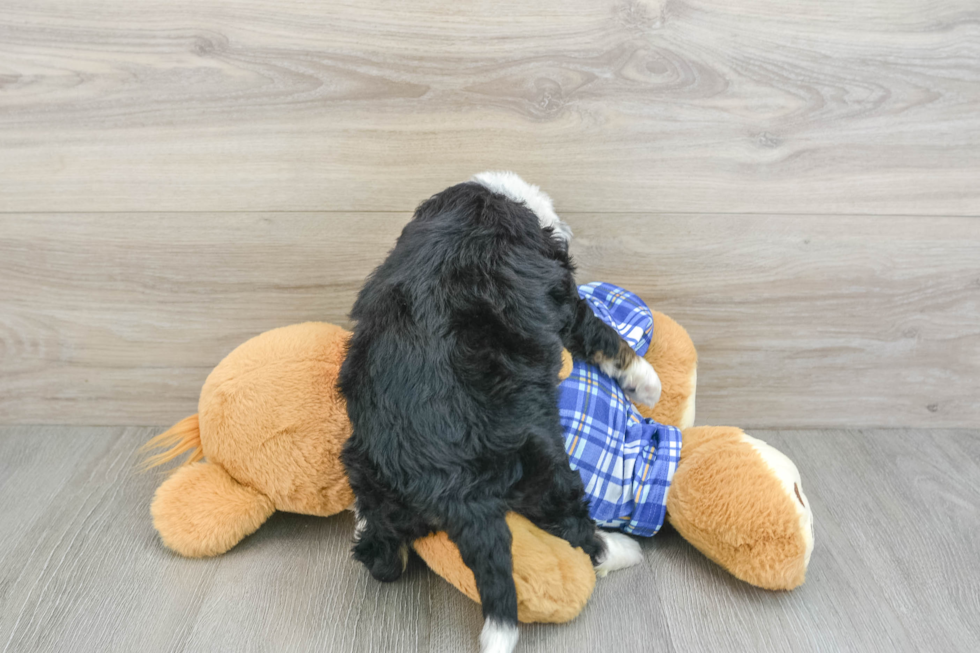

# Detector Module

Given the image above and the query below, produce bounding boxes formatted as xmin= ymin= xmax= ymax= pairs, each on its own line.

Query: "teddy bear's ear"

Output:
xmin=151 ymin=461 xmax=275 ymax=558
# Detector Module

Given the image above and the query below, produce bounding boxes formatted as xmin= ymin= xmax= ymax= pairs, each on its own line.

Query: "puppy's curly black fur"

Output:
xmin=339 ymin=180 xmax=639 ymax=648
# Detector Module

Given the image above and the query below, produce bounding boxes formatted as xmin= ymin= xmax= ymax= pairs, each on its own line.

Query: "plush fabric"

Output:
xmin=145 ymin=321 xmax=596 ymax=622
xmin=637 ymin=311 xmax=698 ymax=429
xmin=413 ymin=513 xmax=596 ymax=624
xmin=145 ymin=296 xmax=812 ymax=628
xmin=665 ymin=426 xmax=810 ymax=590
xmin=199 ymin=321 xmax=355 ymax=517
xmin=152 ymin=460 xmax=275 ymax=558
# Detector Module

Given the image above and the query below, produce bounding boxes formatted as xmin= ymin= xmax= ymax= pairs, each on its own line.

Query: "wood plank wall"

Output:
xmin=1 ymin=0 xmax=978 ymax=427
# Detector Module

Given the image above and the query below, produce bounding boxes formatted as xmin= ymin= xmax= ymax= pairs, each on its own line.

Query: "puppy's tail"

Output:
xmin=139 ymin=414 xmax=203 ymax=470
xmin=449 ymin=510 xmax=520 ymax=653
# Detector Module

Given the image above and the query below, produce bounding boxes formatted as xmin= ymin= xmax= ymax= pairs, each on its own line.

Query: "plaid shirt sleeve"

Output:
xmin=557 ymin=283 xmax=683 ymax=537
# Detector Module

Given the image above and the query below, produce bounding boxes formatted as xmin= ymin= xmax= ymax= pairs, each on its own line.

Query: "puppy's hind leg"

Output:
xmin=444 ymin=504 xmax=519 ymax=653
xmin=350 ymin=500 xmax=410 ymax=583
xmin=343 ymin=447 xmax=414 ymax=583
xmin=526 ymin=460 xmax=643 ymax=578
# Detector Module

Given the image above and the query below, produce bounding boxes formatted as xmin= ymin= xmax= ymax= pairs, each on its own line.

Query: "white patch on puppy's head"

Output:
xmin=472 ymin=171 xmax=572 ymax=243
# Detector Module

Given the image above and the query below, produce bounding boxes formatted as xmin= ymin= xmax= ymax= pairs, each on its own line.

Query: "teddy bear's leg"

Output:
xmin=413 ymin=513 xmax=596 ymax=624
xmin=666 ymin=426 xmax=813 ymax=590
xmin=151 ymin=460 xmax=276 ymax=558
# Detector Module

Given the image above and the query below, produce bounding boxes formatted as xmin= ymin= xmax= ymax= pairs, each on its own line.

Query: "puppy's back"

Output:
xmin=340 ymin=182 xmax=569 ymax=474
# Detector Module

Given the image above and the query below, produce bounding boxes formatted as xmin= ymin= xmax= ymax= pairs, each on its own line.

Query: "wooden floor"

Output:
xmin=1 ymin=426 xmax=978 ymax=653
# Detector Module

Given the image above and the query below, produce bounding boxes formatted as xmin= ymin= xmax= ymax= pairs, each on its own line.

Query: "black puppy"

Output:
xmin=339 ymin=172 xmax=658 ymax=653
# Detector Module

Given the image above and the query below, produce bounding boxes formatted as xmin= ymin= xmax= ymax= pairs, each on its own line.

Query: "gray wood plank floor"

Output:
xmin=1 ymin=426 xmax=977 ymax=652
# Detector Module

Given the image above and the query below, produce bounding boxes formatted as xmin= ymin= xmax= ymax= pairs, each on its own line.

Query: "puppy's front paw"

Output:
xmin=620 ymin=357 xmax=661 ymax=407
xmin=594 ymin=530 xmax=643 ymax=578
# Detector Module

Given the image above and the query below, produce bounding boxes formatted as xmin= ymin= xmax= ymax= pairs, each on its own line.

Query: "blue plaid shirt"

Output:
xmin=558 ymin=283 xmax=683 ymax=537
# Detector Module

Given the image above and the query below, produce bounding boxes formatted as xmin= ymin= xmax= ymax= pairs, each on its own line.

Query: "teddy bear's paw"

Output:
xmin=607 ymin=355 xmax=662 ymax=408
xmin=479 ymin=618 xmax=519 ymax=653
xmin=593 ymin=530 xmax=644 ymax=578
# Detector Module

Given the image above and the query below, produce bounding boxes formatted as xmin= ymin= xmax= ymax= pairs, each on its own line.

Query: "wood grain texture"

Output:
xmin=0 ymin=212 xmax=406 ymax=424
xmin=1 ymin=0 xmax=979 ymax=214
xmin=573 ymin=213 xmax=980 ymax=428
xmin=2 ymin=212 xmax=978 ymax=427
xmin=1 ymin=426 xmax=978 ymax=652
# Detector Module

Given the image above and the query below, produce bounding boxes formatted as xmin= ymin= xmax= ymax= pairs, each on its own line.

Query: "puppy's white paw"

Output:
xmin=480 ymin=618 xmax=519 ymax=653
xmin=619 ymin=357 xmax=661 ymax=407
xmin=594 ymin=530 xmax=644 ymax=578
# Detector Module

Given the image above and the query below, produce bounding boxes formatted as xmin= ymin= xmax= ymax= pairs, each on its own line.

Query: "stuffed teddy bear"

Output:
xmin=144 ymin=284 xmax=813 ymax=623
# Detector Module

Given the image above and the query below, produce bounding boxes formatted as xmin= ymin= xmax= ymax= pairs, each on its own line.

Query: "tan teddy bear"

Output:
xmin=144 ymin=307 xmax=812 ymax=623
